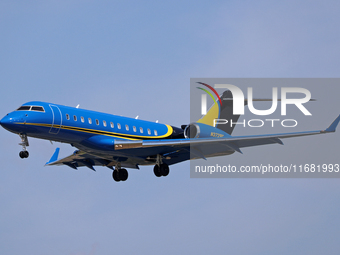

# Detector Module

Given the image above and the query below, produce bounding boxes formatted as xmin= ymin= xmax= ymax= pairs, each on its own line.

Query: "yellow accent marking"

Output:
xmin=61 ymin=125 xmax=140 ymax=140
xmin=197 ymin=103 xmax=219 ymax=127
xmin=163 ymin=124 xmax=173 ymax=138
xmin=19 ymin=122 xmax=174 ymax=140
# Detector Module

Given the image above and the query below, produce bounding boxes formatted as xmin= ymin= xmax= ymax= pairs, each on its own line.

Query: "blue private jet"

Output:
xmin=1 ymin=90 xmax=339 ymax=182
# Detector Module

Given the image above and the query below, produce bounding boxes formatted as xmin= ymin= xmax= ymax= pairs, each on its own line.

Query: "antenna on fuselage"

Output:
xmin=156 ymin=120 xmax=158 ymax=123
xmin=135 ymin=115 xmax=139 ymax=119
xmin=76 ymin=104 xmax=80 ymax=108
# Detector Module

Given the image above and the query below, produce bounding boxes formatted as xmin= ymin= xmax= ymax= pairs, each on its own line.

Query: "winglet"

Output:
xmin=325 ymin=115 xmax=340 ymax=133
xmin=46 ymin=148 xmax=60 ymax=165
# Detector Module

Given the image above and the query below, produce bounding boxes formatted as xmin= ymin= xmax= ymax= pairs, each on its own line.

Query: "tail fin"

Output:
xmin=197 ymin=90 xmax=240 ymax=135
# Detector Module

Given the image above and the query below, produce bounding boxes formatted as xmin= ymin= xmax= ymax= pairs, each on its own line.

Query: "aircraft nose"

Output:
xmin=1 ymin=113 xmax=28 ymax=134
xmin=0 ymin=114 xmax=12 ymax=128
xmin=0 ymin=114 xmax=21 ymax=130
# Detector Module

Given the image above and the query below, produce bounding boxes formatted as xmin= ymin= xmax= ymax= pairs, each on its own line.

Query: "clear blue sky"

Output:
xmin=1 ymin=1 xmax=340 ymax=254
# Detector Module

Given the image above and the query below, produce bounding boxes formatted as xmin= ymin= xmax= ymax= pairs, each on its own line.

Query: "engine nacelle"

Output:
xmin=184 ymin=122 xmax=231 ymax=139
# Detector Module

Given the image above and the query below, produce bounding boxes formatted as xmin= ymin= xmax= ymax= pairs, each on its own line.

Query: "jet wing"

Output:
xmin=46 ymin=115 xmax=340 ymax=169
xmin=45 ymin=148 xmax=140 ymax=170
xmin=113 ymin=115 xmax=340 ymax=160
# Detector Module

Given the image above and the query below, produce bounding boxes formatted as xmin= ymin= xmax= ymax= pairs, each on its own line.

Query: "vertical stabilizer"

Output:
xmin=197 ymin=90 xmax=241 ymax=135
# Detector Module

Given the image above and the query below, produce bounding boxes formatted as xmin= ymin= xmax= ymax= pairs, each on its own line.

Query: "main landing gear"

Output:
xmin=19 ymin=133 xmax=29 ymax=159
xmin=153 ymin=154 xmax=170 ymax=177
xmin=111 ymin=155 xmax=170 ymax=182
xmin=112 ymin=163 xmax=128 ymax=182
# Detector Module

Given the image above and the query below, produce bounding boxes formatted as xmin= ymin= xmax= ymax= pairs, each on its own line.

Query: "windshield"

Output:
xmin=17 ymin=106 xmax=45 ymax=112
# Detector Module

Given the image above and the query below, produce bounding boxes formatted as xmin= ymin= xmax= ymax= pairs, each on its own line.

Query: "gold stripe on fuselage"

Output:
xmin=17 ymin=122 xmax=173 ymax=141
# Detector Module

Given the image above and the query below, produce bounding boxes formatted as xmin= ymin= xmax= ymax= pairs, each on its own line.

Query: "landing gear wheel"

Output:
xmin=19 ymin=151 xmax=29 ymax=159
xmin=153 ymin=164 xmax=162 ymax=177
xmin=119 ymin=169 xmax=128 ymax=181
xmin=112 ymin=169 xmax=128 ymax=182
xmin=160 ymin=163 xmax=169 ymax=176
xmin=112 ymin=170 xmax=120 ymax=182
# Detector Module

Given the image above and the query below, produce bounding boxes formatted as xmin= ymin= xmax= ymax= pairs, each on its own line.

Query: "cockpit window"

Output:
xmin=31 ymin=106 xmax=45 ymax=112
xmin=16 ymin=106 xmax=45 ymax=112
xmin=17 ymin=106 xmax=31 ymax=111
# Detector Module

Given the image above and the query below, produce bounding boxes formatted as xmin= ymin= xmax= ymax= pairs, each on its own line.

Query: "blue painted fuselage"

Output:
xmin=1 ymin=100 xmax=339 ymax=177
xmin=1 ymin=101 xmax=181 ymax=150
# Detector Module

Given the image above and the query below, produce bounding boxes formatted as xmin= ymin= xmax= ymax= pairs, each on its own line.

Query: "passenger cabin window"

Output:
xmin=125 ymin=125 xmax=129 ymax=131
xmin=110 ymin=122 xmax=114 ymax=128
xmin=140 ymin=127 xmax=143 ymax=133
xmin=133 ymin=126 xmax=136 ymax=132
xmin=81 ymin=116 xmax=84 ymax=123
xmin=88 ymin=118 xmax=92 ymax=124
xmin=103 ymin=120 xmax=107 ymax=127
xmin=154 ymin=130 xmax=158 ymax=136
xmin=96 ymin=119 xmax=99 ymax=125
xmin=73 ymin=115 xmax=77 ymax=121
xmin=66 ymin=114 xmax=70 ymax=120
xmin=147 ymin=128 xmax=151 ymax=135
xmin=117 ymin=123 xmax=121 ymax=129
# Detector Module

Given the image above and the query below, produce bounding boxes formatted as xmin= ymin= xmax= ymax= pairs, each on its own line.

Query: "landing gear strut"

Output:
xmin=153 ymin=154 xmax=170 ymax=177
xmin=112 ymin=163 xmax=128 ymax=182
xmin=19 ymin=133 xmax=29 ymax=159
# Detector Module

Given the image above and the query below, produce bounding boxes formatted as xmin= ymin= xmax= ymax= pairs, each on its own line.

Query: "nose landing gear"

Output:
xmin=19 ymin=150 xmax=29 ymax=158
xmin=19 ymin=133 xmax=29 ymax=159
